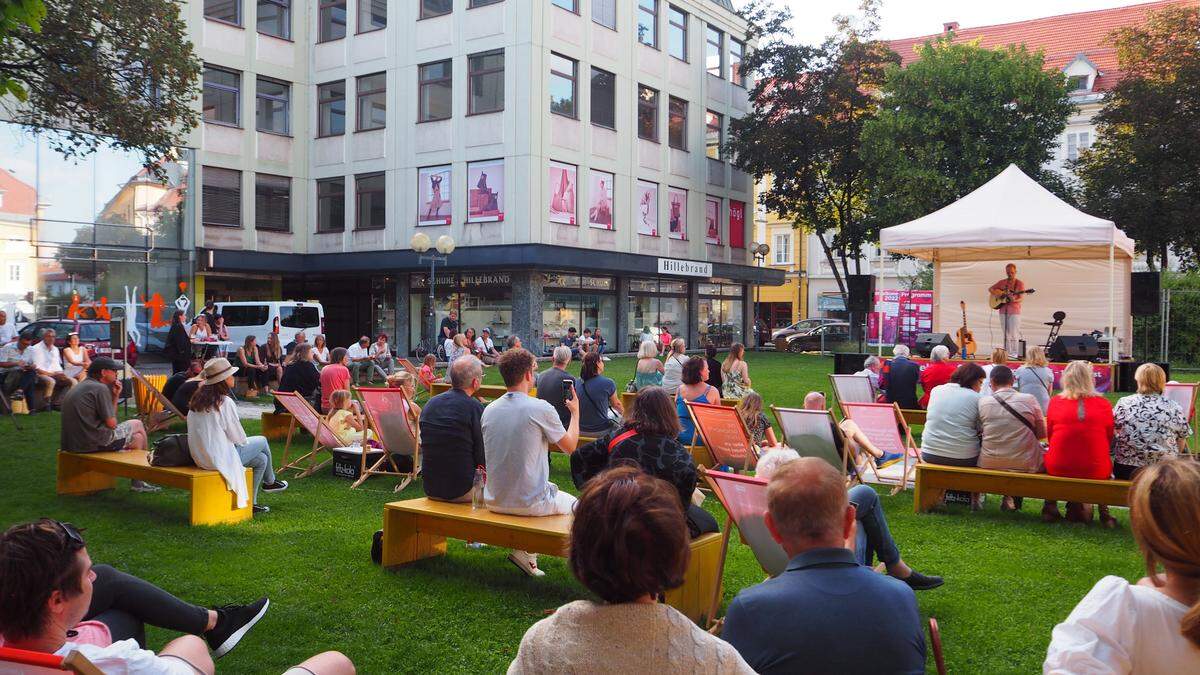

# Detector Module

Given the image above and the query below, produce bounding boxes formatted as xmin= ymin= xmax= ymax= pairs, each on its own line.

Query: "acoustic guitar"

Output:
xmin=956 ymin=300 xmax=977 ymax=359
xmin=988 ymin=288 xmax=1036 ymax=310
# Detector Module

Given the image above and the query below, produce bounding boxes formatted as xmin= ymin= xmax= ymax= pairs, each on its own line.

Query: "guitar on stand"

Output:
xmin=956 ymin=300 xmax=977 ymax=359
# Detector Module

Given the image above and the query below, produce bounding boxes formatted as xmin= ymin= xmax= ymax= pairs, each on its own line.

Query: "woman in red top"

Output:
xmin=918 ymin=345 xmax=957 ymax=408
xmin=1043 ymin=360 xmax=1116 ymax=527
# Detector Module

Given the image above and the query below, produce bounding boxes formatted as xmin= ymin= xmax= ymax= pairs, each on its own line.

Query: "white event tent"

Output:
xmin=879 ymin=164 xmax=1134 ymax=359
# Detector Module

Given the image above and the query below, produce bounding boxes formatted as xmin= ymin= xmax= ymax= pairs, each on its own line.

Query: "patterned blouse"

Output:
xmin=743 ymin=412 xmax=771 ymax=446
xmin=1112 ymin=393 xmax=1191 ymax=468
xmin=570 ymin=428 xmax=698 ymax=509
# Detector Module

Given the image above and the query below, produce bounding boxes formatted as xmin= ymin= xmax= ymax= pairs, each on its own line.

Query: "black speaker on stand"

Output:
xmin=1131 ymin=271 xmax=1161 ymax=316
xmin=1048 ymin=335 xmax=1100 ymax=362
xmin=846 ymin=275 xmax=875 ymax=348
xmin=914 ymin=333 xmax=958 ymax=358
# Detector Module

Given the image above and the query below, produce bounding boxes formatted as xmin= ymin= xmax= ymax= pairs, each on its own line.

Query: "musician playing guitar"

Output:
xmin=989 ymin=263 xmax=1032 ymax=357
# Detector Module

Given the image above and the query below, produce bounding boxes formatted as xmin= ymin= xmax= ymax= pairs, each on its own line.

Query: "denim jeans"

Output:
xmin=236 ymin=435 xmax=275 ymax=503
xmin=849 ymin=484 xmax=900 ymax=567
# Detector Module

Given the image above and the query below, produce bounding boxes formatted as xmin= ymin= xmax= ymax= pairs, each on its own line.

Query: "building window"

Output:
xmin=355 ymin=172 xmax=386 ymax=230
xmin=592 ymin=0 xmax=615 ymax=29
xmin=257 ymin=0 xmax=289 ymax=38
xmin=420 ymin=0 xmax=452 ymax=19
xmin=667 ymin=6 xmax=687 ymax=61
xmin=590 ymin=67 xmax=615 ymax=129
xmin=1067 ymin=74 xmax=1089 ymax=91
xmin=1067 ymin=131 xmax=1092 ymax=161
xmin=202 ymin=66 xmax=240 ymax=126
xmin=318 ymin=0 xmax=346 ymax=41
xmin=316 ymin=177 xmax=345 ymax=232
xmin=317 ymin=81 xmax=345 ymax=136
xmin=705 ymin=110 xmax=722 ymax=160
xmin=205 ymin=0 xmax=240 ymax=25
xmin=469 ymin=0 xmax=502 ymax=6
xmin=358 ymin=0 xmax=386 ymax=32
xmin=637 ymin=0 xmax=657 ymax=48
xmin=731 ymin=38 xmax=745 ymax=86
xmin=418 ymin=60 xmax=452 ymax=122
xmin=256 ymin=77 xmax=290 ymax=134
xmin=468 ymin=50 xmax=504 ymax=115
xmin=8 ymin=264 xmax=21 ymax=282
xmin=549 ymin=53 xmax=577 ymax=118
xmin=668 ymin=96 xmax=687 ymax=149
xmin=255 ymin=174 xmax=290 ymax=232
xmin=202 ymin=167 xmax=242 ymax=228
xmin=638 ymin=85 xmax=658 ymax=142
xmin=706 ymin=25 xmax=724 ymax=78
xmin=551 ymin=0 xmax=576 ymax=12
xmin=356 ymin=72 xmax=386 ymax=130
xmin=773 ymin=232 xmax=792 ymax=265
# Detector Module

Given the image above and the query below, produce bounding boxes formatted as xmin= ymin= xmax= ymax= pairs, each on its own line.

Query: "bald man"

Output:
xmin=720 ymin=459 xmax=930 ymax=674
xmin=804 ymin=392 xmax=902 ymax=469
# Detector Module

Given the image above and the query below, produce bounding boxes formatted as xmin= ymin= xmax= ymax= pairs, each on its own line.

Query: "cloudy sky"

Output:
xmin=775 ymin=0 xmax=1155 ymax=45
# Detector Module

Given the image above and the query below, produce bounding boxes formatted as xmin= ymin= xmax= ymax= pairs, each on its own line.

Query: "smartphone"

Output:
xmin=562 ymin=378 xmax=575 ymax=401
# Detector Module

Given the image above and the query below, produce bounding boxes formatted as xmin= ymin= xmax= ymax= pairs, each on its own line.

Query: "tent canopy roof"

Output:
xmin=880 ymin=164 xmax=1135 ymax=262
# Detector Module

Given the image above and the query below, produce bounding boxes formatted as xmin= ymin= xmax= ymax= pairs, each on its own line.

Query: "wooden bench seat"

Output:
xmin=900 ymin=409 xmax=926 ymax=426
xmin=382 ymin=498 xmax=723 ymax=625
xmin=914 ymin=463 xmax=1131 ymax=513
xmin=57 ymin=451 xmax=253 ymax=526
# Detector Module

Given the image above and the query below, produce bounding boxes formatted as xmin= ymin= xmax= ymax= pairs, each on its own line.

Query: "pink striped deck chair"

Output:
xmin=1164 ymin=382 xmax=1199 ymax=453
xmin=769 ymin=405 xmax=863 ymax=483
xmin=685 ymin=400 xmax=759 ymax=472
xmin=829 ymin=373 xmax=876 ymax=416
xmin=841 ymin=401 xmax=920 ymax=493
xmin=273 ymin=391 xmax=344 ymax=478
xmin=354 ymin=387 xmax=421 ymax=491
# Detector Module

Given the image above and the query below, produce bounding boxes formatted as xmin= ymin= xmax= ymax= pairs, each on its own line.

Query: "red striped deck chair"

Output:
xmin=0 ymin=646 xmax=103 ymax=674
xmin=841 ymin=401 xmax=921 ymax=493
xmin=273 ymin=391 xmax=343 ymax=478
xmin=397 ymin=358 xmax=431 ymax=402
xmin=829 ymin=373 xmax=876 ymax=416
xmin=769 ymin=405 xmax=862 ymax=483
xmin=685 ymin=400 xmax=760 ymax=472
xmin=353 ymin=387 xmax=421 ymax=491
xmin=1164 ymin=381 xmax=1199 ymax=453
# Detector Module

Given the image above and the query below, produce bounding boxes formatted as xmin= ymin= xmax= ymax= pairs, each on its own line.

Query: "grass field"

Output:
xmin=0 ymin=352 xmax=1150 ymax=673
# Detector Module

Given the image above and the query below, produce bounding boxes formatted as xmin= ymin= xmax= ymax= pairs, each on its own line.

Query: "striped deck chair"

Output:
xmin=685 ymin=400 xmax=760 ymax=472
xmin=353 ymin=387 xmax=421 ymax=491
xmin=841 ymin=401 xmax=921 ymax=493
xmin=829 ymin=373 xmax=876 ymax=416
xmin=0 ymin=646 xmax=103 ymax=674
xmin=397 ymin=358 xmax=431 ymax=402
xmin=769 ymin=405 xmax=862 ymax=483
xmin=1164 ymin=381 xmax=1199 ymax=454
xmin=129 ymin=367 xmax=184 ymax=432
xmin=273 ymin=391 xmax=344 ymax=478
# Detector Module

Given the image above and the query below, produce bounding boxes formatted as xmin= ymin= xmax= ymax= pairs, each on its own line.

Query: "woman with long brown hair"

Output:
xmin=236 ymin=335 xmax=270 ymax=396
xmin=262 ymin=332 xmax=284 ymax=388
xmin=721 ymin=342 xmax=751 ymax=398
xmin=1046 ymin=458 xmax=1200 ymax=671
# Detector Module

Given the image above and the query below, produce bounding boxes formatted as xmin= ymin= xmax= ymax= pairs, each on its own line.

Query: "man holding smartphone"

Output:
xmin=536 ymin=346 xmax=580 ymax=430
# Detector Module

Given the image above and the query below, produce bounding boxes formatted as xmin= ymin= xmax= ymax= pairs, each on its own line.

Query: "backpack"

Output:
xmin=149 ymin=434 xmax=194 ymax=467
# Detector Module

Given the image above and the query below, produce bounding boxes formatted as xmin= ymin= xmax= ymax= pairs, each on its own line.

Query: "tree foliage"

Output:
xmin=0 ymin=0 xmax=200 ymax=168
xmin=861 ymin=39 xmax=1075 ymax=228
xmin=728 ymin=0 xmax=899 ymax=298
xmin=0 ymin=0 xmax=43 ymax=98
xmin=1073 ymin=5 xmax=1200 ymax=270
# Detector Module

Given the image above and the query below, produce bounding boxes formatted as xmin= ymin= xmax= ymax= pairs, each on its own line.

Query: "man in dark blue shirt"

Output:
xmin=419 ymin=357 xmax=485 ymax=502
xmin=882 ymin=343 xmax=921 ymax=410
xmin=721 ymin=458 xmax=927 ymax=674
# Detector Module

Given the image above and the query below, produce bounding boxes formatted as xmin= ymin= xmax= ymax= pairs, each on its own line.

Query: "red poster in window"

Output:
xmin=729 ymin=200 xmax=746 ymax=248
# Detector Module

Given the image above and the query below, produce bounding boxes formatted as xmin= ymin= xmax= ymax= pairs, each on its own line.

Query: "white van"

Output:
xmin=214 ymin=301 xmax=325 ymax=349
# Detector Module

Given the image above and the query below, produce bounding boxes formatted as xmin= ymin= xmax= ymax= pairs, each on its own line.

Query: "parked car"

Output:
xmin=771 ymin=317 xmax=842 ymax=343
xmin=18 ymin=319 xmax=138 ymax=365
xmin=214 ymin=301 xmax=325 ymax=349
xmin=775 ymin=321 xmax=851 ymax=353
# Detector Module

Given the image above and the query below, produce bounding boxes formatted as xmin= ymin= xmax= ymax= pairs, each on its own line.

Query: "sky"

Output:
xmin=771 ymin=0 xmax=1160 ymax=45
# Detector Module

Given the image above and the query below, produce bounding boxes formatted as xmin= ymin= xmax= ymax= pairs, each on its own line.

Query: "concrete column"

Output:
xmin=687 ymin=280 xmax=701 ymax=350
xmin=742 ymin=283 xmax=755 ymax=348
xmin=395 ymin=275 xmax=411 ymax=356
xmin=615 ymin=276 xmax=631 ymax=353
xmin=511 ymin=271 xmax=545 ymax=356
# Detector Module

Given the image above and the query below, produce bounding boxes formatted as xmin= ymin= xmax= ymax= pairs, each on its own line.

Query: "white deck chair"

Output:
xmin=770 ymin=405 xmax=859 ymax=481
xmin=829 ymin=373 xmax=876 ymax=417
xmin=354 ymin=387 xmax=421 ymax=491
xmin=841 ymin=401 xmax=921 ymax=493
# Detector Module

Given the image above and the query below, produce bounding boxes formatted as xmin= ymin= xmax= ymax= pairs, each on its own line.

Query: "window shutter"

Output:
xmin=202 ymin=167 xmax=242 ymax=227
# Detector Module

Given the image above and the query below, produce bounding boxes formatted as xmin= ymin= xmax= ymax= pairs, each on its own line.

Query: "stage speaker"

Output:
xmin=1048 ymin=335 xmax=1100 ymax=362
xmin=1116 ymin=361 xmax=1171 ymax=392
xmin=914 ymin=333 xmax=958 ymax=358
xmin=834 ymin=352 xmax=871 ymax=375
xmin=1131 ymin=272 xmax=1161 ymax=316
xmin=846 ymin=274 xmax=875 ymax=313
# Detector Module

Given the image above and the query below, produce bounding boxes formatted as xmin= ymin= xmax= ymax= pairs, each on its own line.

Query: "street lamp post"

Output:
xmin=750 ymin=242 xmax=770 ymax=350
xmin=411 ymin=233 xmax=455 ymax=351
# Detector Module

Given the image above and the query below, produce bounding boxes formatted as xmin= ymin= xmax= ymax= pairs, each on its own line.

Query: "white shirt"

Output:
xmin=369 ymin=342 xmax=391 ymax=359
xmin=662 ymin=354 xmax=687 ymax=395
xmin=854 ymin=367 xmax=880 ymax=392
xmin=314 ymin=346 xmax=330 ymax=363
xmin=640 ymin=332 xmax=656 ymax=344
xmin=0 ymin=322 xmax=15 ymax=344
xmin=445 ymin=339 xmax=466 ymax=363
xmin=187 ymin=396 xmax=250 ymax=508
xmin=474 ymin=336 xmax=495 ymax=353
xmin=347 ymin=343 xmax=370 ymax=360
xmin=920 ymin=383 xmax=983 ymax=460
xmin=33 ymin=639 xmax=195 ymax=675
xmin=0 ymin=342 xmax=23 ymax=365
xmin=1045 ymin=575 xmax=1200 ymax=674
xmin=24 ymin=341 xmax=63 ymax=373
xmin=481 ymin=391 xmax=566 ymax=515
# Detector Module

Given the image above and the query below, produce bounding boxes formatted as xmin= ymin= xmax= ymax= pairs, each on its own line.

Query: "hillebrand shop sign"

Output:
xmin=657 ymin=258 xmax=713 ymax=278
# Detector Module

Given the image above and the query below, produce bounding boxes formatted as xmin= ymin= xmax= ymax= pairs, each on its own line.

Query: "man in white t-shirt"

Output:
xmin=23 ymin=328 xmax=74 ymax=410
xmin=474 ymin=328 xmax=500 ymax=365
xmin=0 ymin=310 xmax=16 ymax=345
xmin=346 ymin=336 xmax=373 ymax=386
xmin=481 ymin=348 xmax=580 ymax=577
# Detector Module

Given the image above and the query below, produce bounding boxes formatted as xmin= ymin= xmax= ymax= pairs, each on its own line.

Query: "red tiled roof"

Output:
xmin=0 ymin=170 xmax=36 ymax=216
xmin=887 ymin=0 xmax=1198 ymax=92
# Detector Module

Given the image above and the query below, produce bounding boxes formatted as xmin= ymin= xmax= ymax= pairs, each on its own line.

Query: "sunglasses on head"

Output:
xmin=56 ymin=520 xmax=84 ymax=548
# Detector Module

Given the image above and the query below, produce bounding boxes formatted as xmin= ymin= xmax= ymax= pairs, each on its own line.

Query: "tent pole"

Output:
xmin=1109 ymin=242 xmax=1115 ymax=363
xmin=877 ymin=246 xmax=884 ymax=357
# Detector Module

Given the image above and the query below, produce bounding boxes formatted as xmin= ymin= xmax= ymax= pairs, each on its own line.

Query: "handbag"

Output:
xmin=149 ymin=434 xmax=194 ymax=467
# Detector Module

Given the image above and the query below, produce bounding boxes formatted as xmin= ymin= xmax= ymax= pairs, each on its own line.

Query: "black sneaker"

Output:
xmin=252 ymin=504 xmax=270 ymax=514
xmin=902 ymin=571 xmax=944 ymax=591
xmin=261 ymin=480 xmax=288 ymax=493
xmin=206 ymin=597 xmax=269 ymax=658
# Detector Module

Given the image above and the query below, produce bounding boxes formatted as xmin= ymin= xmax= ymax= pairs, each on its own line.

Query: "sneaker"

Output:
xmin=601 ymin=356 xmax=611 ymax=362
xmin=261 ymin=480 xmax=288 ymax=493
xmin=901 ymin=571 xmax=945 ymax=591
xmin=875 ymin=452 xmax=904 ymax=469
xmin=206 ymin=598 xmax=270 ymax=659
xmin=507 ymin=550 xmax=545 ymax=577
xmin=466 ymin=541 xmax=487 ymax=549
xmin=130 ymin=480 xmax=162 ymax=493
xmin=252 ymin=504 xmax=270 ymax=514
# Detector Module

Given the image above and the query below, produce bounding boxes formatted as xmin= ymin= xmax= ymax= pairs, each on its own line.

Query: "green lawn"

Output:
xmin=0 ymin=352 xmax=1147 ymax=673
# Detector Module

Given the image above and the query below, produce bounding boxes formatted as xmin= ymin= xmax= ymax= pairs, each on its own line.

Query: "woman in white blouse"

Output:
xmin=186 ymin=358 xmax=288 ymax=513
xmin=660 ymin=338 xmax=688 ymax=395
xmin=312 ymin=334 xmax=331 ymax=367
xmin=62 ymin=332 xmax=90 ymax=382
xmin=1045 ymin=458 xmax=1200 ymax=673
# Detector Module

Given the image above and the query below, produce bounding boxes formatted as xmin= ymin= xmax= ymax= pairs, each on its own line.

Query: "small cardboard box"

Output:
xmin=331 ymin=446 xmax=384 ymax=480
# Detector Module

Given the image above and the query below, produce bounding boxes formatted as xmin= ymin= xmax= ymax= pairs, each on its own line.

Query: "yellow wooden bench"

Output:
xmin=382 ymin=498 xmax=723 ymax=625
xmin=900 ymin=408 xmax=926 ymax=426
xmin=914 ymin=463 xmax=1132 ymax=513
xmin=261 ymin=412 xmax=293 ymax=440
xmin=57 ymin=450 xmax=254 ymax=526
xmin=620 ymin=391 xmax=739 ymax=412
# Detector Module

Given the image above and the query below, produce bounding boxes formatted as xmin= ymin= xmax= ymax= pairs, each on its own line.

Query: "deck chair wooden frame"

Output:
xmin=828 ymin=373 xmax=877 ymax=417
xmin=685 ymin=400 xmax=760 ymax=472
xmin=841 ymin=401 xmax=921 ymax=494
xmin=129 ymin=367 xmax=185 ymax=432
xmin=929 ymin=617 xmax=946 ymax=675
xmin=353 ymin=387 xmax=421 ymax=491
xmin=1164 ymin=381 xmax=1199 ymax=454
xmin=273 ymin=391 xmax=342 ymax=478
xmin=769 ymin=405 xmax=861 ymax=483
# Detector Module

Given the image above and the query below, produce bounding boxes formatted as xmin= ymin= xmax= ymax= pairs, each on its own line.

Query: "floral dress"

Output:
xmin=722 ymin=365 xmax=750 ymax=399
xmin=1112 ymin=393 xmax=1191 ymax=469
xmin=744 ymin=412 xmax=771 ymax=446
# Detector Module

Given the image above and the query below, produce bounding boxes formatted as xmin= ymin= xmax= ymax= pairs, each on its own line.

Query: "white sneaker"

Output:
xmin=130 ymin=480 xmax=162 ymax=493
xmin=601 ymin=356 xmax=611 ymax=361
xmin=466 ymin=541 xmax=487 ymax=549
xmin=507 ymin=550 xmax=546 ymax=577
